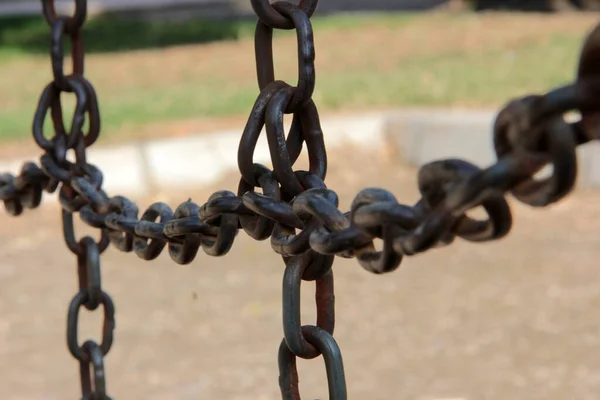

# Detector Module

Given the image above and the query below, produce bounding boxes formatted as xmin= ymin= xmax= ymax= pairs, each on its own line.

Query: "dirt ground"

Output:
xmin=0 ymin=147 xmax=599 ymax=400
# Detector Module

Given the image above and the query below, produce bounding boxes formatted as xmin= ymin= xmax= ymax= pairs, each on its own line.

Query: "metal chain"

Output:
xmin=250 ymin=0 xmax=347 ymax=394
xmin=1 ymin=0 xmax=600 ymax=398
xmin=68 ymin=237 xmax=115 ymax=400
xmin=248 ymin=2 xmax=345 ymax=393
xmin=38 ymin=1 xmax=114 ymax=398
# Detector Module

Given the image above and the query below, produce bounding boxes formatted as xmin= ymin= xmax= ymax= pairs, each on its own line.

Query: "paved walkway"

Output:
xmin=0 ymin=147 xmax=598 ymax=400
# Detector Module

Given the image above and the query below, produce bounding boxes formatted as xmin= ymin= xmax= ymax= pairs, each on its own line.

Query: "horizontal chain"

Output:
xmin=3 ymin=87 xmax=595 ymax=273
xmin=0 ymin=162 xmax=58 ymax=216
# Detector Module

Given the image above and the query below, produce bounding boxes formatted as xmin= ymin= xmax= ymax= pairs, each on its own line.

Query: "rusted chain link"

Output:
xmin=2 ymin=0 xmax=600 ymax=398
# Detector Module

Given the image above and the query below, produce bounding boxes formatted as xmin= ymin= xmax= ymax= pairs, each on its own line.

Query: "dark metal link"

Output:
xmin=199 ymin=194 xmax=248 ymax=222
xmin=80 ymin=341 xmax=112 ymax=400
xmin=35 ymin=4 xmax=100 ymax=155
xmin=237 ymin=164 xmax=280 ymax=240
xmin=271 ymin=187 xmax=343 ymax=256
xmin=133 ymin=202 xmax=173 ymax=260
xmin=33 ymin=78 xmax=88 ymax=152
xmin=67 ymin=290 xmax=115 ymax=362
xmin=51 ymin=17 xmax=84 ymax=91
xmin=163 ymin=216 xmax=219 ymax=238
xmin=71 ymin=177 xmax=109 ymax=214
xmin=418 ymin=159 xmax=513 ymax=242
xmin=79 ymin=203 xmax=108 ymax=227
xmin=42 ymin=0 xmax=87 ymax=33
xmin=270 ymin=172 xmax=325 ymax=257
xmin=62 ymin=208 xmax=110 ymax=255
xmin=243 ymin=191 xmax=304 ymax=229
xmin=238 ymin=80 xmax=302 ymax=187
xmin=255 ymin=1 xmax=316 ymax=112
xmin=199 ymin=191 xmax=239 ymax=256
xmin=0 ymin=162 xmax=56 ymax=216
xmin=392 ymin=159 xmax=514 ymax=257
xmin=166 ymin=201 xmax=203 ymax=265
xmin=494 ymin=110 xmax=577 ymax=207
xmin=250 ymin=0 xmax=318 ymax=30
xmin=105 ymin=196 xmax=139 ymax=252
xmin=278 ymin=325 xmax=347 ymax=400
xmin=74 ymin=76 xmax=102 ymax=149
xmin=345 ymin=189 xmax=407 ymax=274
xmin=40 ymin=152 xmax=72 ymax=183
xmin=78 ymin=237 xmax=102 ymax=310
xmin=272 ymin=218 xmax=320 ymax=257
xmin=282 ymin=255 xmax=334 ymax=359
xmin=265 ymin=92 xmax=326 ymax=196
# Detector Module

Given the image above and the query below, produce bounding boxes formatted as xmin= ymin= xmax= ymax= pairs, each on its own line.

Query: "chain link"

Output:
xmin=67 ymin=237 xmax=115 ymax=399
xmin=2 ymin=0 xmax=600 ymax=398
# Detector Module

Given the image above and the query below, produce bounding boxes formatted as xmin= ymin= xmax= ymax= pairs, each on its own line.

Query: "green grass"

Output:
xmin=315 ymin=34 xmax=581 ymax=109
xmin=0 ymin=11 xmax=591 ymax=144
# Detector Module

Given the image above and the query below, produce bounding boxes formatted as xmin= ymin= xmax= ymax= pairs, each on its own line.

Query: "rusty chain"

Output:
xmin=1 ymin=0 xmax=600 ymax=398
xmin=44 ymin=1 xmax=114 ymax=399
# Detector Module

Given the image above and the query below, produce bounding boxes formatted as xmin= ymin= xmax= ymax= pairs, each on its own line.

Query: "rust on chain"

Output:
xmin=278 ymin=326 xmax=347 ymax=400
xmin=282 ymin=255 xmax=335 ymax=359
xmin=2 ymin=0 xmax=600 ymax=398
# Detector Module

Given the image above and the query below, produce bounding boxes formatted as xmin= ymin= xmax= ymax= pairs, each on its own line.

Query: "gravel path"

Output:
xmin=0 ymin=148 xmax=598 ymax=400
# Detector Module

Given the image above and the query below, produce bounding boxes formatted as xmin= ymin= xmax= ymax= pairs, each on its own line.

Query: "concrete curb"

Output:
xmin=1 ymin=108 xmax=599 ymax=202
xmin=383 ymin=109 xmax=600 ymax=188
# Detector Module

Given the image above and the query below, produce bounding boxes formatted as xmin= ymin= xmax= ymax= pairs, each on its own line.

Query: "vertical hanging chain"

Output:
xmin=243 ymin=0 xmax=347 ymax=397
xmin=37 ymin=1 xmax=115 ymax=399
xmin=67 ymin=237 xmax=115 ymax=400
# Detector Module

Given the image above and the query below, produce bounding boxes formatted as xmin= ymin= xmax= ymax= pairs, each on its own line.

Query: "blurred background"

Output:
xmin=1 ymin=1 xmax=600 ymax=399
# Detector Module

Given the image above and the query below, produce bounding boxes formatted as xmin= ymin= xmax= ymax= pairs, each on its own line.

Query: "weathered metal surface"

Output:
xmin=1 ymin=0 xmax=600 ymax=398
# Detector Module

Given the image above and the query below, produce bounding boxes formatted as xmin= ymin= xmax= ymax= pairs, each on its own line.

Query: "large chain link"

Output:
xmin=2 ymin=0 xmax=600 ymax=398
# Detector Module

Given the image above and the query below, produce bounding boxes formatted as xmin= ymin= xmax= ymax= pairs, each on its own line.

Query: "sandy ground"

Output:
xmin=0 ymin=147 xmax=599 ymax=400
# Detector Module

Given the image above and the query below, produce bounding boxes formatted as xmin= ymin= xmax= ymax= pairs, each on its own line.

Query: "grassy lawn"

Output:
xmin=0 ymin=11 xmax=598 ymax=145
